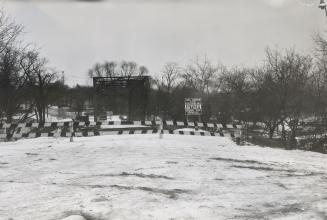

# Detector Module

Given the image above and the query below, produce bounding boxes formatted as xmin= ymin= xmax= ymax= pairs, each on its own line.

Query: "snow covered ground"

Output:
xmin=0 ymin=135 xmax=327 ymax=220
xmin=174 ymin=128 xmax=207 ymax=132
xmin=100 ymin=125 xmax=147 ymax=129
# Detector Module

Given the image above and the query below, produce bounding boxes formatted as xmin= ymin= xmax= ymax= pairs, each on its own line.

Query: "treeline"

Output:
xmin=0 ymin=12 xmax=67 ymax=123
xmin=1 ymin=10 xmax=327 ymax=150
xmin=153 ymin=45 xmax=326 ymax=150
xmin=84 ymin=40 xmax=327 ymax=150
xmin=152 ymin=44 xmax=326 ymax=150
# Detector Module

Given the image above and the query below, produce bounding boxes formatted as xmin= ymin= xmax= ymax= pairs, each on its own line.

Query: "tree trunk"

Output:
xmin=35 ymin=109 xmax=39 ymax=122
xmin=38 ymin=108 xmax=43 ymax=123
xmin=269 ymin=127 xmax=274 ymax=139
xmin=289 ymin=126 xmax=297 ymax=150
xmin=42 ymin=106 xmax=46 ymax=123
xmin=281 ymin=122 xmax=287 ymax=147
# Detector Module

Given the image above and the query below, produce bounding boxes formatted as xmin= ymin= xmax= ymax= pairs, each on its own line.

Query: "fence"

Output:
xmin=0 ymin=120 xmax=243 ymax=142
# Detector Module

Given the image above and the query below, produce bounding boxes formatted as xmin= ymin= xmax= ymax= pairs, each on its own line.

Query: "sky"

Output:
xmin=1 ymin=0 xmax=326 ymax=86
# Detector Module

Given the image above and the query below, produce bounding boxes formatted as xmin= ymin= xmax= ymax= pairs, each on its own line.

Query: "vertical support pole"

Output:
xmin=245 ymin=123 xmax=249 ymax=141
xmin=159 ymin=121 xmax=163 ymax=139
xmin=235 ymin=128 xmax=241 ymax=145
xmin=70 ymin=121 xmax=74 ymax=142
xmin=242 ymin=123 xmax=248 ymax=145
xmin=4 ymin=127 xmax=7 ymax=141
xmin=93 ymin=77 xmax=98 ymax=123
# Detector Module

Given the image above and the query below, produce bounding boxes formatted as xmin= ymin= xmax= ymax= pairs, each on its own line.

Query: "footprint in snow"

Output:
xmin=25 ymin=153 xmax=38 ymax=156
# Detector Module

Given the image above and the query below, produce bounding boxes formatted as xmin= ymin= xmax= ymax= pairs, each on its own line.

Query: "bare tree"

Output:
xmin=0 ymin=11 xmax=25 ymax=122
xmin=220 ymin=67 xmax=256 ymax=123
xmin=0 ymin=11 xmax=23 ymax=54
xmin=253 ymin=47 xmax=312 ymax=147
xmin=120 ymin=61 xmax=148 ymax=77
xmin=181 ymin=56 xmax=224 ymax=120
xmin=103 ymin=61 xmax=118 ymax=77
xmin=0 ymin=46 xmax=28 ymax=122
xmin=220 ymin=67 xmax=252 ymax=96
xmin=20 ymin=50 xmax=58 ymax=123
xmin=88 ymin=61 xmax=118 ymax=79
xmin=312 ymin=33 xmax=327 ymax=123
xmin=88 ymin=61 xmax=148 ymax=79
xmin=120 ymin=61 xmax=137 ymax=77
xmin=282 ymin=50 xmax=312 ymax=148
xmin=182 ymin=56 xmax=221 ymax=96
xmin=154 ymin=62 xmax=181 ymax=119
xmin=161 ymin=62 xmax=180 ymax=93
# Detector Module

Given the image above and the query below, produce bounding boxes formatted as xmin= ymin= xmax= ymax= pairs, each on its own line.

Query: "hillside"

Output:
xmin=0 ymin=135 xmax=327 ymax=220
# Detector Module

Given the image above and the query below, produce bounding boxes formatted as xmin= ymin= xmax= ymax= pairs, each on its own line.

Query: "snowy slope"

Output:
xmin=0 ymin=135 xmax=327 ymax=220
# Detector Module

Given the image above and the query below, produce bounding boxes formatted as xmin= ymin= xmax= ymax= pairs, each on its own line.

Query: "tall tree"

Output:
xmin=157 ymin=62 xmax=181 ymax=119
xmin=21 ymin=50 xmax=58 ymax=123
xmin=0 ymin=11 xmax=23 ymax=53
xmin=312 ymin=33 xmax=327 ymax=124
xmin=88 ymin=61 xmax=148 ymax=79
xmin=220 ymin=67 xmax=256 ymax=123
xmin=0 ymin=11 xmax=24 ymax=122
xmin=253 ymin=47 xmax=312 ymax=147
xmin=0 ymin=46 xmax=28 ymax=122
xmin=182 ymin=56 xmax=220 ymax=96
xmin=182 ymin=56 xmax=223 ymax=120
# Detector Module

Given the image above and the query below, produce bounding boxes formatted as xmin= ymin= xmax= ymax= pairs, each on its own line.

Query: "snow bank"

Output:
xmin=100 ymin=124 xmax=147 ymax=129
xmin=61 ymin=215 xmax=85 ymax=220
xmin=0 ymin=135 xmax=326 ymax=220
xmin=174 ymin=128 xmax=207 ymax=132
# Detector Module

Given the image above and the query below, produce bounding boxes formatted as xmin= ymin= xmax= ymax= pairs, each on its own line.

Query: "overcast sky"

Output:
xmin=1 ymin=0 xmax=326 ymax=85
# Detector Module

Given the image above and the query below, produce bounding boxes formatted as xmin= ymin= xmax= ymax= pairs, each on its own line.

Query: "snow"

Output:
xmin=89 ymin=115 xmax=122 ymax=122
xmin=30 ymin=114 xmax=73 ymax=123
xmin=0 ymin=135 xmax=327 ymax=220
xmin=61 ymin=215 xmax=86 ymax=220
xmin=100 ymin=125 xmax=147 ymax=129
xmin=174 ymin=128 xmax=207 ymax=132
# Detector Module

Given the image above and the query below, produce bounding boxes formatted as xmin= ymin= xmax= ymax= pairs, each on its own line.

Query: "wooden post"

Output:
xmin=70 ymin=121 xmax=74 ymax=142
xmin=159 ymin=122 xmax=163 ymax=139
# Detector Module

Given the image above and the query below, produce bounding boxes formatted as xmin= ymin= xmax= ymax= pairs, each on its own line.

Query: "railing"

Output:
xmin=0 ymin=120 xmax=243 ymax=142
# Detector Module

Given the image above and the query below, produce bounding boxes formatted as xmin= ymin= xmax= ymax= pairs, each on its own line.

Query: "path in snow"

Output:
xmin=0 ymin=135 xmax=327 ymax=220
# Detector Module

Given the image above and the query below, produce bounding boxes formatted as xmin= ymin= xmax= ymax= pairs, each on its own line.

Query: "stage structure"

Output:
xmin=93 ymin=76 xmax=150 ymax=121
